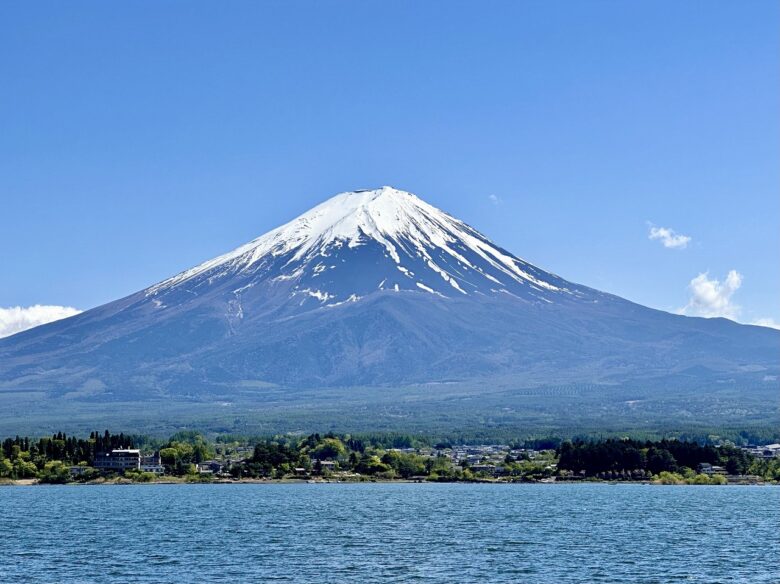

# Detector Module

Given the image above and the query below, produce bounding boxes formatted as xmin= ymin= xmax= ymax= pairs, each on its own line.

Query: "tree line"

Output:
xmin=2 ymin=430 xmax=779 ymax=484
xmin=1 ymin=431 xmax=134 ymax=482
xmin=557 ymin=438 xmax=757 ymax=477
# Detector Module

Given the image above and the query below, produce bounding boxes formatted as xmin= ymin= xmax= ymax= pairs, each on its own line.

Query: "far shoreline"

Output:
xmin=2 ymin=478 xmax=775 ymax=487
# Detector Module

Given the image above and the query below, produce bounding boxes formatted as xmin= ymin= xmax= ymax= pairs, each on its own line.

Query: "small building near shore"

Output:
xmin=93 ymin=449 xmax=141 ymax=471
xmin=140 ymin=452 xmax=165 ymax=474
xmin=197 ymin=460 xmax=225 ymax=474
xmin=69 ymin=465 xmax=92 ymax=477
xmin=698 ymin=463 xmax=727 ymax=476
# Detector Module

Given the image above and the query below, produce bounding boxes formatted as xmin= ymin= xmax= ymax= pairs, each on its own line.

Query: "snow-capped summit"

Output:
xmin=149 ymin=186 xmax=576 ymax=307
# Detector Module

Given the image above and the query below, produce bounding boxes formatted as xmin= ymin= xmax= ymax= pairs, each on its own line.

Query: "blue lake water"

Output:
xmin=1 ymin=483 xmax=778 ymax=583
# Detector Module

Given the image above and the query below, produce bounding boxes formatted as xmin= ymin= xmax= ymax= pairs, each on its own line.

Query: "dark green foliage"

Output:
xmin=1 ymin=429 xmax=775 ymax=483
xmin=5 ymin=373 xmax=779 ymax=444
xmin=0 ymin=430 xmax=132 ymax=480
xmin=1 ymin=430 xmax=131 ymax=467
xmin=557 ymin=438 xmax=750 ymax=477
xmin=646 ymin=448 xmax=677 ymax=475
xmin=158 ymin=432 xmax=214 ymax=474
xmin=245 ymin=442 xmax=301 ymax=477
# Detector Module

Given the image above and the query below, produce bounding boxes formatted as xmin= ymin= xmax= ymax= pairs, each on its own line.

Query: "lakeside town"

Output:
xmin=2 ymin=431 xmax=780 ymax=486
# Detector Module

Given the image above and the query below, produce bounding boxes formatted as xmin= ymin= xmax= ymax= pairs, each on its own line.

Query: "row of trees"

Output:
xmin=3 ymin=431 xmax=779 ymax=483
xmin=0 ymin=430 xmax=225 ymax=482
xmin=0 ymin=431 xmax=133 ymax=481
xmin=239 ymin=435 xmax=442 ymax=479
xmin=557 ymin=438 xmax=756 ymax=476
xmin=235 ymin=433 xmax=557 ymax=481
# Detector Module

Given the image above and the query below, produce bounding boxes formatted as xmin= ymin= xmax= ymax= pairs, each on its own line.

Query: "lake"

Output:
xmin=2 ymin=483 xmax=778 ymax=583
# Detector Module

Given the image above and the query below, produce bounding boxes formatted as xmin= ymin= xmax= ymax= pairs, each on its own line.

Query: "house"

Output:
xmin=93 ymin=449 xmax=141 ymax=471
xmin=141 ymin=452 xmax=161 ymax=466
xmin=698 ymin=463 xmax=726 ymax=475
xmin=140 ymin=452 xmax=165 ymax=474
xmin=757 ymin=444 xmax=780 ymax=459
xmin=741 ymin=444 xmax=780 ymax=460
xmin=197 ymin=460 xmax=224 ymax=474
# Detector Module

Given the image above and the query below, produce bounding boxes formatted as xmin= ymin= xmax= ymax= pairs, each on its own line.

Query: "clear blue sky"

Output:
xmin=1 ymin=1 xmax=778 ymax=327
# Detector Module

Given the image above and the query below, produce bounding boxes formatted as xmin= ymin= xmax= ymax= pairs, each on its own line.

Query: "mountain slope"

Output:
xmin=0 ymin=186 xmax=777 ymax=433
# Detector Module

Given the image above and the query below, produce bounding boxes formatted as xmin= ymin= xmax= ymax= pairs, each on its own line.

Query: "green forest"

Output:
xmin=2 ymin=430 xmax=779 ymax=485
xmin=556 ymin=438 xmax=779 ymax=483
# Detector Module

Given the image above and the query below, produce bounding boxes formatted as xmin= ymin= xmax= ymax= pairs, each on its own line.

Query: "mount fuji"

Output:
xmin=1 ymin=187 xmax=778 ymax=434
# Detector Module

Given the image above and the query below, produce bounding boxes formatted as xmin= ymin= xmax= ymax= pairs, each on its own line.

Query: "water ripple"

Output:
xmin=0 ymin=483 xmax=777 ymax=583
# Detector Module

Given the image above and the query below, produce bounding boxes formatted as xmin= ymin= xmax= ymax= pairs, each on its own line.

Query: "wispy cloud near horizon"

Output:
xmin=0 ymin=305 xmax=82 ymax=338
xmin=750 ymin=317 xmax=780 ymax=330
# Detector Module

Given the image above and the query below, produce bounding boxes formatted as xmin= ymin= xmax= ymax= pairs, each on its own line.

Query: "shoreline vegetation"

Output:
xmin=2 ymin=430 xmax=779 ymax=487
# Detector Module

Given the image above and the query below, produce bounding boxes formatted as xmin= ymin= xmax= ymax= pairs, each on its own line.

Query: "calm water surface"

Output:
xmin=1 ymin=483 xmax=778 ymax=583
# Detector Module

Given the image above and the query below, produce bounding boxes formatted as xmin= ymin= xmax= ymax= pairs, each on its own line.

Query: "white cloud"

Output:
xmin=679 ymin=270 xmax=742 ymax=319
xmin=648 ymin=225 xmax=691 ymax=249
xmin=751 ymin=317 xmax=780 ymax=330
xmin=488 ymin=194 xmax=502 ymax=206
xmin=0 ymin=305 xmax=82 ymax=338
xmin=677 ymin=272 xmax=779 ymax=329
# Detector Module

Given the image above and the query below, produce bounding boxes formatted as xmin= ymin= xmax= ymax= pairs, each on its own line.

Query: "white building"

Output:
xmin=93 ymin=449 xmax=141 ymax=471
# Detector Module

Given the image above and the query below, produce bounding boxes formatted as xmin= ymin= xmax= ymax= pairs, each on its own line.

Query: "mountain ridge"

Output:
xmin=0 ymin=186 xmax=777 ymax=433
